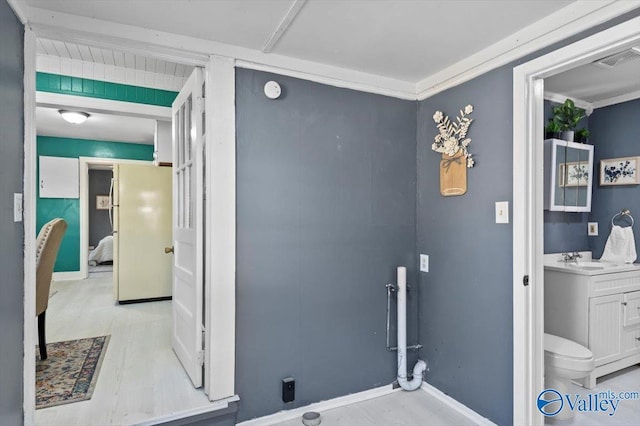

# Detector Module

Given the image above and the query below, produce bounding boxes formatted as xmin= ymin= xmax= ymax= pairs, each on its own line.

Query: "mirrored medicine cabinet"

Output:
xmin=544 ymin=138 xmax=594 ymax=212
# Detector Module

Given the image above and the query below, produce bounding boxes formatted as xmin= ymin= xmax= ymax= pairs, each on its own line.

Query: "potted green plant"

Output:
xmin=551 ymin=99 xmax=586 ymax=142
xmin=575 ymin=128 xmax=590 ymax=144
xmin=545 ymin=120 xmax=562 ymax=139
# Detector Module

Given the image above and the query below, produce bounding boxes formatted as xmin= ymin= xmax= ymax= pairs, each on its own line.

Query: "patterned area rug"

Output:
xmin=36 ymin=335 xmax=110 ymax=409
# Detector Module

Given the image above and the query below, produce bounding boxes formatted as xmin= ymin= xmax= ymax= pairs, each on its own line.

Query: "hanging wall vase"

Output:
xmin=431 ymin=104 xmax=475 ymax=197
xmin=440 ymin=151 xmax=467 ymax=196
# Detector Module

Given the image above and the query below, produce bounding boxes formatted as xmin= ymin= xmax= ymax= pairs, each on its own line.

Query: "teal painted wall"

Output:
xmin=37 ymin=136 xmax=153 ymax=272
xmin=37 ymin=72 xmax=178 ymax=107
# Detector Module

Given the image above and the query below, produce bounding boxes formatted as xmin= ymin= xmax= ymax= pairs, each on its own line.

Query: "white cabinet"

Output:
xmin=39 ymin=156 xmax=79 ymax=198
xmin=544 ymin=139 xmax=593 ymax=212
xmin=153 ymin=120 xmax=172 ymax=166
xmin=589 ymin=294 xmax=622 ymax=366
xmin=545 ymin=268 xmax=640 ymax=388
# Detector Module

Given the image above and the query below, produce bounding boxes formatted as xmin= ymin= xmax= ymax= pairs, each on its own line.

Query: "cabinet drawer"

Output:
xmin=622 ymin=326 xmax=640 ymax=356
xmin=590 ymin=271 xmax=640 ymax=297
xmin=623 ymin=291 xmax=640 ymax=327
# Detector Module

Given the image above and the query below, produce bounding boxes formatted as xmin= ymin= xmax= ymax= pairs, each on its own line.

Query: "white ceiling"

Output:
xmin=37 ymin=38 xmax=193 ymax=78
xmin=36 ymin=107 xmax=156 ymax=144
xmin=23 ymin=1 xmax=640 ymax=141
xmin=24 ymin=0 xmax=575 ymax=82
xmin=545 ymin=46 xmax=640 ymax=104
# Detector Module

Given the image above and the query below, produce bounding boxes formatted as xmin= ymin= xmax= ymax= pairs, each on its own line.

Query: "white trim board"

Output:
xmin=137 ymin=395 xmax=240 ymax=426
xmin=237 ymin=382 xmax=493 ymax=426
xmin=592 ymin=89 xmax=640 ymax=109
xmin=51 ymin=271 xmax=84 ymax=281
xmin=22 ymin=27 xmax=37 ymax=426
xmin=543 ymin=91 xmax=594 ymax=116
xmin=420 ymin=382 xmax=496 ymax=426
xmin=23 ymin=2 xmax=638 ymax=102
xmin=36 ymin=91 xmax=171 ymax=120
xmin=512 ymin=16 xmax=640 ymax=426
xmin=237 ymin=384 xmax=398 ymax=426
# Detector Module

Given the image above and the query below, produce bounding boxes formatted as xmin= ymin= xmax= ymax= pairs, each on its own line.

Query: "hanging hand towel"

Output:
xmin=600 ymin=225 xmax=637 ymax=263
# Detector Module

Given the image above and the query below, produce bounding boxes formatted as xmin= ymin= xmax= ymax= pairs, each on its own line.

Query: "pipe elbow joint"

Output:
xmin=397 ymin=359 xmax=427 ymax=391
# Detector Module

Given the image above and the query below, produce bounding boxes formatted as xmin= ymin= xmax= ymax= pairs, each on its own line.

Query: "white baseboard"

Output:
xmin=52 ymin=271 xmax=84 ymax=281
xmin=237 ymin=384 xmax=399 ymax=426
xmin=135 ymin=395 xmax=239 ymax=426
xmin=420 ymin=382 xmax=496 ymax=426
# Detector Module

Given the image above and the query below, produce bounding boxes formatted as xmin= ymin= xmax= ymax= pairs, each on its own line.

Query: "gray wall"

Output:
xmin=543 ymin=100 xmax=590 ymax=254
xmin=88 ymin=169 xmax=113 ymax=247
xmin=415 ymin=11 xmax=640 ymax=426
xmin=588 ymin=99 xmax=640 ymax=258
xmin=417 ymin=69 xmax=513 ymax=426
xmin=235 ymin=69 xmax=417 ymax=421
xmin=0 ymin=1 xmax=24 ymax=424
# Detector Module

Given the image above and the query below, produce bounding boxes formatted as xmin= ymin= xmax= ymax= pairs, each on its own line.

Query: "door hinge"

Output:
xmin=523 ymin=275 xmax=529 ymax=286
xmin=197 ymin=350 xmax=204 ymax=366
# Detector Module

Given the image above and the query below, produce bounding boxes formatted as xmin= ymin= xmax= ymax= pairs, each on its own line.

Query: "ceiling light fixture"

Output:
xmin=59 ymin=110 xmax=90 ymax=124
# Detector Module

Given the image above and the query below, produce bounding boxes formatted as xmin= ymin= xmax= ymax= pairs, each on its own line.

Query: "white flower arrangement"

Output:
xmin=431 ymin=104 xmax=475 ymax=168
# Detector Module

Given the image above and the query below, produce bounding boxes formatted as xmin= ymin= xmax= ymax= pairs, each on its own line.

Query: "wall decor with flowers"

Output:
xmin=431 ymin=104 xmax=475 ymax=196
xmin=600 ymin=156 xmax=640 ymax=186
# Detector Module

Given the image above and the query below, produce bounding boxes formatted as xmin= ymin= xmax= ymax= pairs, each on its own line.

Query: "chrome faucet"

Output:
xmin=561 ymin=252 xmax=582 ymax=263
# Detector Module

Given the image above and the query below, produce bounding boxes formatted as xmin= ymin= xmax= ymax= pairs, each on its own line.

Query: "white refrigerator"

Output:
xmin=111 ymin=163 xmax=173 ymax=303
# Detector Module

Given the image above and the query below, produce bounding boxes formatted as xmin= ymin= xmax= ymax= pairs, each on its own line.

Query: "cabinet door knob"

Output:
xmin=164 ymin=246 xmax=174 ymax=254
xmin=621 ymin=302 xmax=627 ymax=306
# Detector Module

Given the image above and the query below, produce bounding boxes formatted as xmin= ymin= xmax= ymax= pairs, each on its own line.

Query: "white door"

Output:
xmin=171 ymin=67 xmax=205 ymax=388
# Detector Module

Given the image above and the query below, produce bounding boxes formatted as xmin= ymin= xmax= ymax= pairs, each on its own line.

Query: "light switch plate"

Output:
xmin=420 ymin=254 xmax=429 ymax=272
xmin=495 ymin=201 xmax=509 ymax=224
xmin=13 ymin=193 xmax=23 ymax=222
xmin=588 ymin=222 xmax=598 ymax=236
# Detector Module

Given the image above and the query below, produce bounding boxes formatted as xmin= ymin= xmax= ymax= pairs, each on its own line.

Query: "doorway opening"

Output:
xmin=512 ymin=16 xmax=640 ymax=425
xmin=25 ymin=33 xmax=237 ymax=425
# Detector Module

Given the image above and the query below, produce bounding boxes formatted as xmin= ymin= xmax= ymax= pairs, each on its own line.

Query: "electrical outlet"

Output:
xmin=282 ymin=377 xmax=295 ymax=403
xmin=588 ymin=222 xmax=598 ymax=236
xmin=420 ymin=254 xmax=429 ymax=272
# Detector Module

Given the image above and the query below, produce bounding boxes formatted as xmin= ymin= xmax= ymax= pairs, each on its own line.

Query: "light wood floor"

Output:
xmin=35 ymin=272 xmax=214 ymax=426
xmin=272 ymin=389 xmax=477 ymax=426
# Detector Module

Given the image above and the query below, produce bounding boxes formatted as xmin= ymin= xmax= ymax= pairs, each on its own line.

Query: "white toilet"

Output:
xmin=544 ymin=333 xmax=595 ymax=420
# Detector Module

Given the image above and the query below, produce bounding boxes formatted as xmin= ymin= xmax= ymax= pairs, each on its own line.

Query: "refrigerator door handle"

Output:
xmin=109 ymin=177 xmax=115 ymax=232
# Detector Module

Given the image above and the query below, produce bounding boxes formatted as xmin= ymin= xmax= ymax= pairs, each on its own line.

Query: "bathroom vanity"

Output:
xmin=545 ymin=255 xmax=640 ymax=388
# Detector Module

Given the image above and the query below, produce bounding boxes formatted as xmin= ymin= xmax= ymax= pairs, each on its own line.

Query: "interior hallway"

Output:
xmin=36 ymin=272 xmax=213 ymax=426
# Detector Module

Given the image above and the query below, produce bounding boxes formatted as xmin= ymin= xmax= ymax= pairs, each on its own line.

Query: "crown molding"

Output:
xmin=6 ymin=0 xmax=28 ymax=24
xmin=591 ymin=89 xmax=640 ymax=109
xmin=415 ymin=0 xmax=640 ymax=100
xmin=16 ymin=1 xmax=640 ymax=102
xmin=543 ymin=91 xmax=594 ymax=115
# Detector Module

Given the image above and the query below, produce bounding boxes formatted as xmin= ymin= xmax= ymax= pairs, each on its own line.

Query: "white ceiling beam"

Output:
xmin=262 ymin=0 xmax=308 ymax=54
xmin=36 ymin=91 xmax=171 ymax=120
xmin=6 ymin=0 xmax=29 ymax=24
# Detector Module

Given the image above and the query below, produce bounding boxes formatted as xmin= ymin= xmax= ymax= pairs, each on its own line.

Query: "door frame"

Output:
xmin=512 ymin=16 xmax=640 ymax=425
xmin=80 ymin=156 xmax=154 ymax=280
xmin=23 ymin=28 xmax=238 ymax=423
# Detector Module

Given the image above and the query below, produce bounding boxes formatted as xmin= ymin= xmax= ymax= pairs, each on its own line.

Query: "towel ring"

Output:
xmin=611 ymin=209 xmax=634 ymax=227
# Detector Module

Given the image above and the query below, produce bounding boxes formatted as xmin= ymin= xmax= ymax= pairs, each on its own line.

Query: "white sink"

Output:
xmin=567 ymin=261 xmax=613 ymax=270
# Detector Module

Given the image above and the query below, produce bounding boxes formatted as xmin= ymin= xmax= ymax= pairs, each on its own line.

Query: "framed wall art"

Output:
xmin=96 ymin=195 xmax=111 ymax=210
xmin=600 ymin=157 xmax=639 ymax=186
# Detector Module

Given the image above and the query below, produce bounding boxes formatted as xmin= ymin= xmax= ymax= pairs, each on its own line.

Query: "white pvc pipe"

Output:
xmin=397 ymin=266 xmax=427 ymax=391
